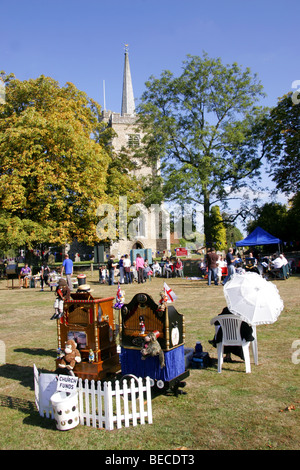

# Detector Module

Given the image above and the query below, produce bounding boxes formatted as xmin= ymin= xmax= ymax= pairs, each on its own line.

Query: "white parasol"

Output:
xmin=223 ymin=272 xmax=284 ymax=325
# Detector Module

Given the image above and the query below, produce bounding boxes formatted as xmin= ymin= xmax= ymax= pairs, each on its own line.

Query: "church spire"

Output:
xmin=121 ymin=45 xmax=135 ymax=116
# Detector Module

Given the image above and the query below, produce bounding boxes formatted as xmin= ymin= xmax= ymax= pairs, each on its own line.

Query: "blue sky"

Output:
xmin=2 ymin=0 xmax=299 ymax=113
xmin=2 ymin=0 xmax=299 ymax=234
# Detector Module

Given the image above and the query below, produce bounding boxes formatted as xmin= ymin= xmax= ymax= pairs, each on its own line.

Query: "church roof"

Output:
xmin=121 ymin=46 xmax=135 ymax=116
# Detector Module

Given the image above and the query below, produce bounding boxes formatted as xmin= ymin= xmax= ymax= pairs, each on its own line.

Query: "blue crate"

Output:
xmin=191 ymin=352 xmax=210 ymax=369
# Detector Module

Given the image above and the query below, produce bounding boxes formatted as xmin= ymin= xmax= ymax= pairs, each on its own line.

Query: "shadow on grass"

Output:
xmin=164 ymin=282 xmax=216 ymax=288
xmin=0 ymin=363 xmax=36 ymax=389
xmin=0 ymin=362 xmax=55 ymax=390
xmin=0 ymin=393 xmax=35 ymax=414
xmin=22 ymin=412 xmax=57 ymax=429
xmin=14 ymin=347 xmax=57 ymax=358
xmin=189 ymin=356 xmax=251 ymax=373
xmin=0 ymin=394 xmax=56 ymax=429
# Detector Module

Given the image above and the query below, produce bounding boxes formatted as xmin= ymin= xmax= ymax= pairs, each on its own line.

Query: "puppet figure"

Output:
xmin=141 ymin=331 xmax=165 ymax=368
xmin=51 ymin=278 xmax=70 ymax=320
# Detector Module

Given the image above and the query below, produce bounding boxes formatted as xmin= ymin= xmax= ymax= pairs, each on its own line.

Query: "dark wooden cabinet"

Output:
xmin=56 ymin=292 xmax=120 ymax=381
xmin=120 ymin=293 xmax=186 ymax=350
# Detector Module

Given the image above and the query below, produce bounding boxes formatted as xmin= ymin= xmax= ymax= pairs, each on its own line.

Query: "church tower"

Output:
xmin=101 ymin=46 xmax=141 ymax=159
xmin=121 ymin=44 xmax=135 ymax=116
xmin=100 ymin=47 xmax=170 ymax=259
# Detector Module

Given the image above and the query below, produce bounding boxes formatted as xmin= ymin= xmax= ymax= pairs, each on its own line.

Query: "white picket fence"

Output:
xmin=78 ymin=376 xmax=152 ymax=430
xmin=33 ymin=365 xmax=153 ymax=430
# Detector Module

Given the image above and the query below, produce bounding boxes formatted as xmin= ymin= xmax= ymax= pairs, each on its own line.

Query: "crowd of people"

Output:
xmin=98 ymin=255 xmax=184 ymax=285
xmin=13 ymin=253 xmax=74 ymax=291
xmin=199 ymin=248 xmax=292 ymax=285
xmin=5 ymin=246 xmax=295 ymax=293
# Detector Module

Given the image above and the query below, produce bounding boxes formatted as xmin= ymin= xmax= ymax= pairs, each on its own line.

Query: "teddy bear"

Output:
xmin=58 ymin=339 xmax=81 ymax=370
xmin=141 ymin=331 xmax=165 ymax=369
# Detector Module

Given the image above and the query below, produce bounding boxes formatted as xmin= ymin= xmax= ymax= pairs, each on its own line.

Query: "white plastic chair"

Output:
xmin=251 ymin=325 xmax=258 ymax=365
xmin=210 ymin=315 xmax=251 ymax=373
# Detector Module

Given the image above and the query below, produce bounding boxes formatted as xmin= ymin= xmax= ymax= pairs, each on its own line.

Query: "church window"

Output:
xmin=127 ymin=134 xmax=140 ymax=148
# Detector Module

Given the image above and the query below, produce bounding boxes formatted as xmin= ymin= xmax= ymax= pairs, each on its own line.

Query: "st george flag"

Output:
xmin=164 ymin=282 xmax=178 ymax=303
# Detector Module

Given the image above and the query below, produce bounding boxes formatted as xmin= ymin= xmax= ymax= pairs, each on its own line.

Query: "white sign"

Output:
xmin=38 ymin=373 xmax=58 ymax=411
xmin=57 ymin=374 xmax=78 ymax=392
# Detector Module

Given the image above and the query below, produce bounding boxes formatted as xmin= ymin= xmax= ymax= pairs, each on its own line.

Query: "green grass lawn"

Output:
xmin=0 ymin=273 xmax=299 ymax=450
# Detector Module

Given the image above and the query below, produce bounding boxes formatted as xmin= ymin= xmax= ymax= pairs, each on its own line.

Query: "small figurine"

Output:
xmin=114 ymin=283 xmax=125 ymax=309
xmin=139 ymin=315 xmax=146 ymax=335
xmin=158 ymin=290 xmax=168 ymax=313
xmin=56 ymin=348 xmax=62 ymax=359
xmin=89 ymin=349 xmax=95 ymax=363
xmin=50 ymin=278 xmax=70 ymax=320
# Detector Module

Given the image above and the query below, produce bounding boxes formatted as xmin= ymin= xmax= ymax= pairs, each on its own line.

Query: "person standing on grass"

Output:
xmin=123 ymin=254 xmax=132 ymax=284
xmin=206 ymin=248 xmax=219 ymax=286
xmin=135 ymin=254 xmax=145 ymax=284
xmin=131 ymin=261 xmax=138 ymax=282
xmin=61 ymin=254 xmax=73 ymax=291
xmin=107 ymin=255 xmax=117 ymax=285
xmin=119 ymin=255 xmax=125 ymax=284
xmin=40 ymin=261 xmax=50 ymax=291
xmin=223 ymin=247 xmax=236 ymax=285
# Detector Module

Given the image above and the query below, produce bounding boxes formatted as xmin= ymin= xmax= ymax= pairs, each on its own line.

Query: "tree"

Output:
xmin=264 ymin=93 xmax=300 ymax=194
xmin=286 ymin=193 xmax=300 ymax=243
xmin=222 ymin=219 xmax=244 ymax=248
xmin=247 ymin=198 xmax=300 ymax=245
xmin=210 ymin=205 xmax=227 ymax=251
xmin=0 ymin=73 xmax=143 ymax=250
xmin=246 ymin=202 xmax=289 ymax=241
xmin=136 ymin=53 xmax=268 ymax=245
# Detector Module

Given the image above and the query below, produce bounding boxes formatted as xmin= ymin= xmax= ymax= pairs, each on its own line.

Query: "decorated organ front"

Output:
xmin=56 ymin=291 xmax=120 ymax=381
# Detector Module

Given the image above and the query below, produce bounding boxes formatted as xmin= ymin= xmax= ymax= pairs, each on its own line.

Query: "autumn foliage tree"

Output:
xmin=210 ymin=205 xmax=227 ymax=251
xmin=0 ymin=73 xmax=143 ymax=251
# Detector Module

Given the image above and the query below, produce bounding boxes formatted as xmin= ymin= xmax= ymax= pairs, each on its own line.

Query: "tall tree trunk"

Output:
xmin=203 ymin=191 xmax=212 ymax=249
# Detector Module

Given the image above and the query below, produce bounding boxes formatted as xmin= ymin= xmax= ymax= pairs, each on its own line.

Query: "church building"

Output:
xmin=100 ymin=47 xmax=170 ymax=259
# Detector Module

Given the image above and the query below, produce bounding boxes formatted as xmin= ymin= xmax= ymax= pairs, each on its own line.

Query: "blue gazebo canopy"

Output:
xmin=236 ymin=226 xmax=281 ymax=247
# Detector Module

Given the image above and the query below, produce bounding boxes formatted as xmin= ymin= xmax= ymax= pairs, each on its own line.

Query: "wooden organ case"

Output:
xmin=120 ymin=293 xmax=185 ymax=350
xmin=56 ymin=292 xmax=120 ymax=381
xmin=119 ymin=293 xmax=189 ymax=393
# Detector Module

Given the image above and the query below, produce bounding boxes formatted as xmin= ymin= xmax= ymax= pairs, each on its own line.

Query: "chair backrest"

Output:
xmin=210 ymin=315 xmax=245 ymax=346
